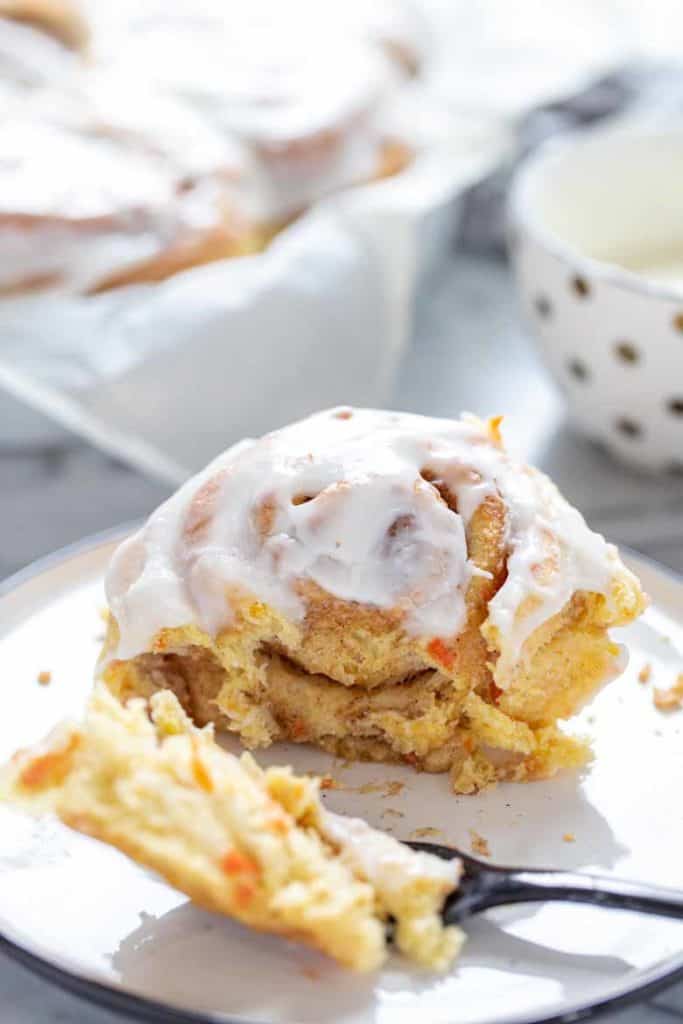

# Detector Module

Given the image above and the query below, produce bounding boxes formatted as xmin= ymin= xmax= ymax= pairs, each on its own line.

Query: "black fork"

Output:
xmin=405 ymin=841 xmax=683 ymax=925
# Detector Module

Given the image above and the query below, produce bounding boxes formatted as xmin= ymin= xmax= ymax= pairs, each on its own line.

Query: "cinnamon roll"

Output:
xmin=95 ymin=1 xmax=414 ymax=224
xmin=100 ymin=409 xmax=646 ymax=794
xmin=0 ymin=84 xmax=259 ymax=295
xmin=1 ymin=684 xmax=462 ymax=971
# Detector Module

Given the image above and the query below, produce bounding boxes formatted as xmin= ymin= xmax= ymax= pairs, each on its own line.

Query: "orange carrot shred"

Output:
xmin=235 ymin=882 xmax=255 ymax=907
xmin=221 ymin=849 xmax=260 ymax=878
xmin=427 ymin=637 xmax=454 ymax=671
xmin=19 ymin=735 xmax=80 ymax=790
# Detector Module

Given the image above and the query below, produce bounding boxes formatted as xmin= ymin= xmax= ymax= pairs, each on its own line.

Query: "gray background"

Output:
xmin=1 ymin=254 xmax=682 ymax=1022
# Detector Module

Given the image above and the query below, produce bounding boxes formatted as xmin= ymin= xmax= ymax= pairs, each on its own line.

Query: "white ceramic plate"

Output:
xmin=0 ymin=530 xmax=682 ymax=1024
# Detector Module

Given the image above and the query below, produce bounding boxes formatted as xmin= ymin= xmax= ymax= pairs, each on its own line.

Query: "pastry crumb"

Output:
xmin=357 ymin=779 xmax=405 ymax=798
xmin=319 ymin=775 xmax=338 ymax=790
xmin=410 ymin=827 xmax=443 ymax=840
xmin=300 ymin=964 xmax=323 ymax=981
xmin=37 ymin=671 xmax=52 ymax=686
xmin=381 ymin=808 xmax=405 ymax=819
xmin=358 ymin=781 xmax=385 ymax=795
xmin=562 ymin=832 xmax=576 ymax=843
xmin=653 ymin=674 xmax=683 ymax=711
xmin=469 ymin=829 xmax=490 ymax=858
xmin=638 ymin=663 xmax=652 ymax=684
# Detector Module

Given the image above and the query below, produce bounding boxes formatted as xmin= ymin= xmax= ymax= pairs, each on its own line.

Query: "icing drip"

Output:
xmin=320 ymin=811 xmax=461 ymax=890
xmin=106 ymin=408 xmax=617 ymax=665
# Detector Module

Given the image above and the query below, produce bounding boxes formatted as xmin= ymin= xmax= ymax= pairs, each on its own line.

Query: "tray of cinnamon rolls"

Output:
xmin=0 ymin=0 xmax=505 ymax=472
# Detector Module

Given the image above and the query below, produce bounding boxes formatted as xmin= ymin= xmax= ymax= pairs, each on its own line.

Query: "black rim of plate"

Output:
xmin=1 ymin=529 xmax=682 ymax=1024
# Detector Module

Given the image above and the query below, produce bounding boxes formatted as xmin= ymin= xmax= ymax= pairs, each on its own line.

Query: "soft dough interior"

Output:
xmin=100 ymin=582 xmax=630 ymax=794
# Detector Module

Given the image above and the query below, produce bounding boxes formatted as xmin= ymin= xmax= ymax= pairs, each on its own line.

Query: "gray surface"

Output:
xmin=1 ymin=255 xmax=682 ymax=1022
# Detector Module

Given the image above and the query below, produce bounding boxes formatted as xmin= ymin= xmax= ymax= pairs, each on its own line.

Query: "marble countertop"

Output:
xmin=1 ymin=255 xmax=682 ymax=1022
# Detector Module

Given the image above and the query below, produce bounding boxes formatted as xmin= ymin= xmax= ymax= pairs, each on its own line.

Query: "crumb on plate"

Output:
xmin=410 ymin=827 xmax=443 ymax=840
xmin=300 ymin=965 xmax=323 ymax=981
xmin=562 ymin=832 xmax=576 ymax=843
xmin=653 ymin=674 xmax=683 ymax=711
xmin=357 ymin=779 xmax=405 ymax=798
xmin=638 ymin=663 xmax=652 ymax=684
xmin=469 ymin=829 xmax=491 ymax=858
xmin=37 ymin=671 xmax=52 ymax=686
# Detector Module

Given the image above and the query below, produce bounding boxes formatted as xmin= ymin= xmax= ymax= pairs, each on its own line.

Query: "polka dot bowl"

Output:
xmin=508 ymin=123 xmax=683 ymax=474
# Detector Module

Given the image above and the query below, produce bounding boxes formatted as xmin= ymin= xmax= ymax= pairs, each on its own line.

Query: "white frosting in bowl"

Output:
xmin=106 ymin=408 xmax=619 ymax=665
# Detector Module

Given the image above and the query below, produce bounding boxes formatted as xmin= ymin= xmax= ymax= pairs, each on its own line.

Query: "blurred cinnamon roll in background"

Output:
xmin=100 ymin=408 xmax=646 ymax=795
xmin=0 ymin=0 xmax=419 ymax=294
xmin=0 ymin=83 xmax=258 ymax=296
xmin=90 ymin=0 xmax=415 ymax=226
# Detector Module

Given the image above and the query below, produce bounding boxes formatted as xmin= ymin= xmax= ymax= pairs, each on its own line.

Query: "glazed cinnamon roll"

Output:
xmin=0 ymin=84 xmax=259 ymax=295
xmin=95 ymin=1 xmax=414 ymax=225
xmin=100 ymin=409 xmax=646 ymax=795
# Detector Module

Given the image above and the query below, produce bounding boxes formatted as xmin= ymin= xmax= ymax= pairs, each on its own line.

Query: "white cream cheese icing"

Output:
xmin=0 ymin=85 xmax=248 ymax=294
xmin=0 ymin=17 xmax=80 ymax=93
xmin=320 ymin=810 xmax=461 ymax=892
xmin=90 ymin=0 xmax=404 ymax=220
xmin=106 ymin=407 xmax=619 ymax=667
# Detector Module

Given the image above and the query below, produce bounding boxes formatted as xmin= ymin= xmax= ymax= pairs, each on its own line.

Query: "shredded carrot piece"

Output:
xmin=490 ymin=681 xmax=504 ymax=705
xmin=265 ymin=816 xmax=290 ymax=835
xmin=235 ymin=882 xmax=255 ymax=907
xmin=221 ymin=849 xmax=260 ymax=878
xmin=19 ymin=735 xmax=80 ymax=790
xmin=427 ymin=637 xmax=454 ymax=671
xmin=488 ymin=415 xmax=504 ymax=445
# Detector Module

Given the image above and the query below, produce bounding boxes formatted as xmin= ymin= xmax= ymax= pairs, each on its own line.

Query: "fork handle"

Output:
xmin=446 ymin=866 xmax=683 ymax=925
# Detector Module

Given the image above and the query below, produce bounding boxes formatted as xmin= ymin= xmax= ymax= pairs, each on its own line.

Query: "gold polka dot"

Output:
xmin=614 ymin=341 xmax=639 ymax=364
xmin=534 ymin=295 xmax=552 ymax=318
xmin=615 ymin=417 xmax=642 ymax=439
xmin=571 ymin=275 xmax=591 ymax=298
xmin=567 ymin=358 xmax=589 ymax=381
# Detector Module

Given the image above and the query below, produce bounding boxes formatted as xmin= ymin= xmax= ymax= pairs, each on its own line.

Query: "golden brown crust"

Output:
xmin=0 ymin=0 xmax=89 ymax=50
xmin=87 ymin=218 xmax=263 ymax=295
